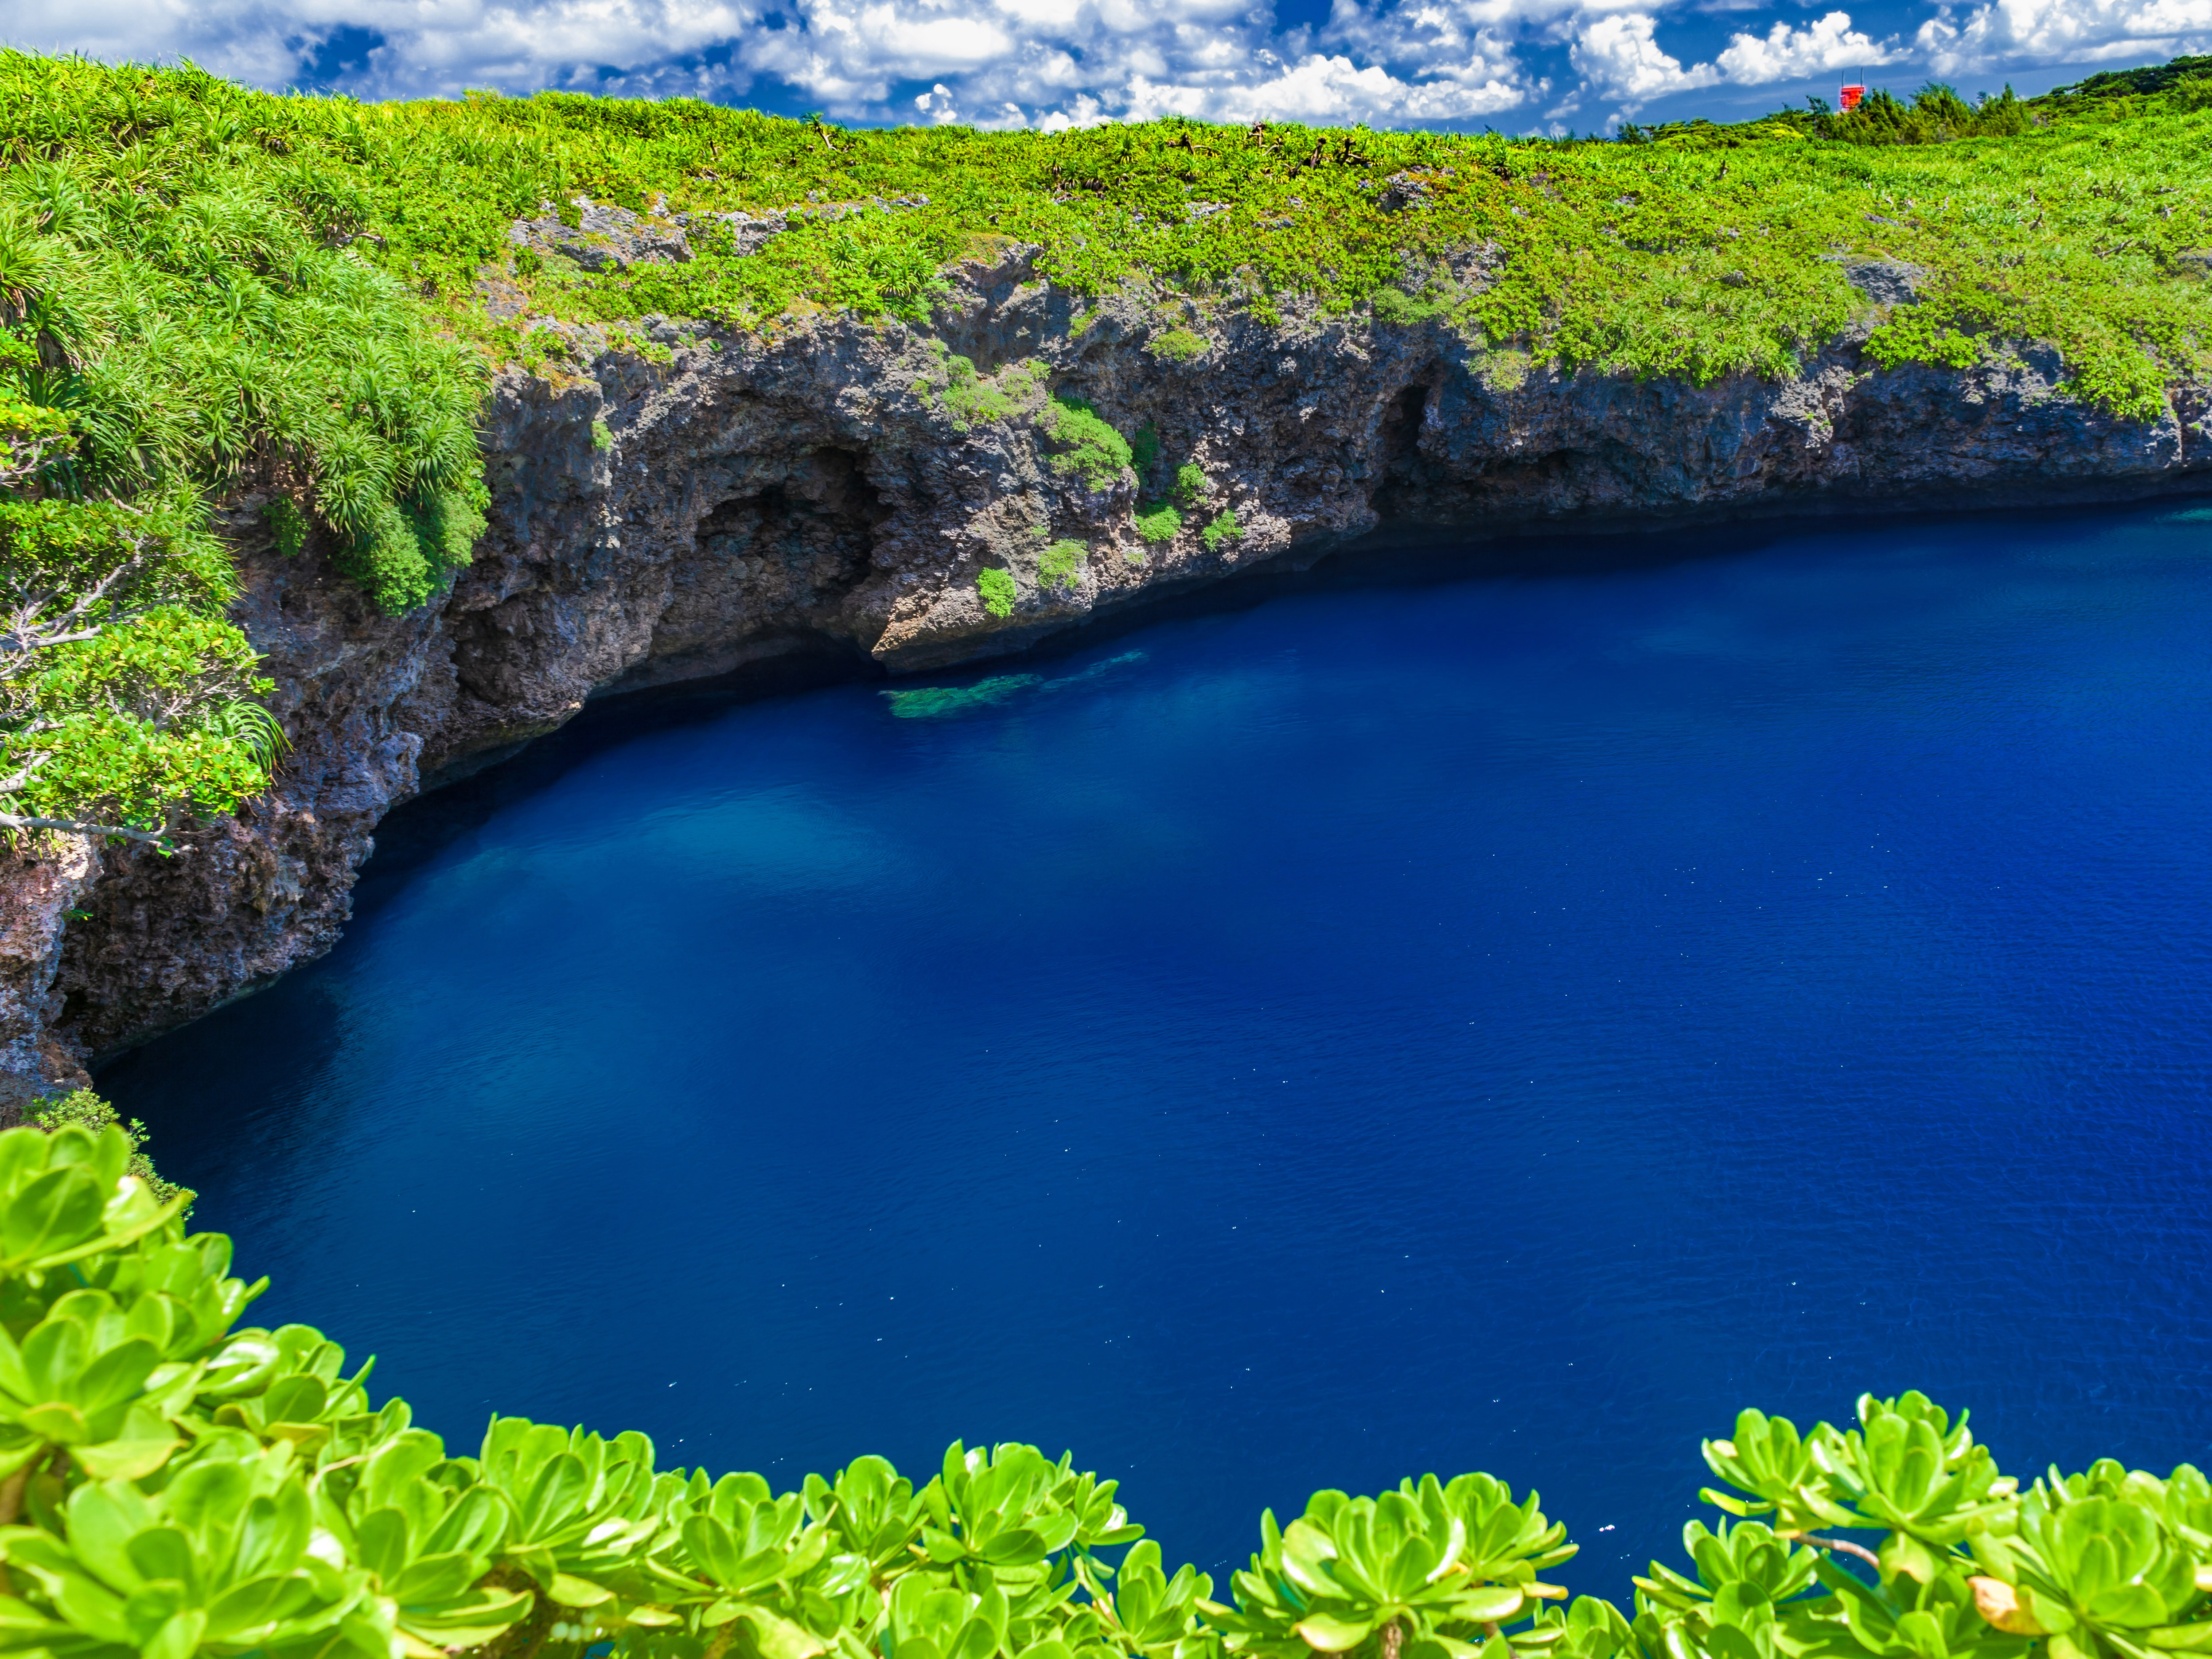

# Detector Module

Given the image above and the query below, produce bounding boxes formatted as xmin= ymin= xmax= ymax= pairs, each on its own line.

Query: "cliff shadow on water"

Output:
xmin=231 ymin=490 xmax=2212 ymax=937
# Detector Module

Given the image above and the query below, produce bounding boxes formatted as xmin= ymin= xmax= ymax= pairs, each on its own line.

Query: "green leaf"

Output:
xmin=1461 ymin=1588 xmax=1528 ymax=1623
xmin=1879 ymin=1532 xmax=1943 ymax=1585
xmin=740 ymin=1607 xmax=830 ymax=1659
xmin=548 ymin=1573 xmax=615 ymax=1608
xmin=18 ymin=1403 xmax=86 ymax=1444
xmin=1295 ymin=1615 xmax=1376 ymax=1651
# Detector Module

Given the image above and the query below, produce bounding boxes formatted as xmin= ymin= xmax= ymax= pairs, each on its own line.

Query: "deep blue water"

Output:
xmin=106 ymin=502 xmax=2212 ymax=1596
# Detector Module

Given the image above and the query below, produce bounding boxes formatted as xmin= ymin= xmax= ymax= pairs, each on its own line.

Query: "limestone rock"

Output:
xmin=9 ymin=261 xmax=2211 ymax=1072
xmin=510 ymin=199 xmax=692 ymax=272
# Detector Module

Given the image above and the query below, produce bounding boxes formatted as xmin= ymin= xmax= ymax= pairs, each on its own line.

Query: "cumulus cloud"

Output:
xmin=1 ymin=0 xmax=2201 ymax=137
xmin=1715 ymin=10 xmax=1897 ymax=81
xmin=5 ymin=0 xmax=766 ymax=99
xmin=1915 ymin=0 xmax=2212 ymax=73
xmin=6 ymin=0 xmax=1547 ymax=124
xmin=1571 ymin=11 xmax=1718 ymax=104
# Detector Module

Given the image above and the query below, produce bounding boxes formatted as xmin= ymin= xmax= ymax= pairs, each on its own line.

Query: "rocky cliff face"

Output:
xmin=5 ymin=248 xmax=2208 ymax=1078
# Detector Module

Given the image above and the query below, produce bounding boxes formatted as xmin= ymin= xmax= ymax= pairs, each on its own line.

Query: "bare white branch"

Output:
xmin=0 ymin=813 xmax=170 ymax=846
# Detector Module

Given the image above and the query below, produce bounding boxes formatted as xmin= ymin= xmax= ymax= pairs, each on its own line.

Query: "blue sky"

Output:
xmin=8 ymin=0 xmax=2205 ymax=135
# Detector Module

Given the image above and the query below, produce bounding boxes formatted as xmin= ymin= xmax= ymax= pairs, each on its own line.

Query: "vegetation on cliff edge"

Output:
xmin=6 ymin=49 xmax=2212 ymax=838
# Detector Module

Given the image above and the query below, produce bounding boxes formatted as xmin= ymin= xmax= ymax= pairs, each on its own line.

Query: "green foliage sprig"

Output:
xmin=978 ymin=567 xmax=1017 ymax=617
xmin=1038 ymin=540 xmax=1086 ymax=589
xmin=1040 ymin=398 xmax=1133 ymax=492
xmin=26 ymin=1087 xmax=183 ymax=1207
xmin=1133 ymin=502 xmax=1182 ymax=543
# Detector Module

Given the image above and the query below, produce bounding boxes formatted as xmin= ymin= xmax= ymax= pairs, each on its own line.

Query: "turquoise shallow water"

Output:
xmin=106 ymin=502 xmax=2212 ymax=1593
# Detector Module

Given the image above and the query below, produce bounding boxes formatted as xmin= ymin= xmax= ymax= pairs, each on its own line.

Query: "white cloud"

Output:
xmin=1715 ymin=10 xmax=1897 ymax=81
xmin=4 ymin=0 xmax=766 ymax=96
xmin=4 ymin=0 xmax=2204 ymax=141
xmin=1114 ymin=51 xmax=1529 ymax=120
xmin=2 ymin=0 xmax=1540 ymax=120
xmin=1915 ymin=0 xmax=2212 ymax=73
xmin=1570 ymin=11 xmax=1718 ymax=104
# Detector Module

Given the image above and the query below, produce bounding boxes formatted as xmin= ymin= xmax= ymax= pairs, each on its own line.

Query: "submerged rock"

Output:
xmin=882 ymin=675 xmax=1045 ymax=718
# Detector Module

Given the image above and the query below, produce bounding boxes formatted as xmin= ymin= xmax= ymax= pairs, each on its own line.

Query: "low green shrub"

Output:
xmin=28 ymin=1087 xmax=184 ymax=1207
xmin=1130 ymin=423 xmax=1162 ymax=478
xmin=1370 ymin=288 xmax=1449 ymax=325
xmin=941 ymin=357 xmax=1044 ymax=429
xmin=0 ymin=1123 xmax=2188 ymax=1659
xmin=1148 ymin=327 xmax=1209 ymax=361
xmin=1134 ymin=501 xmax=1183 ymax=542
xmin=265 ymin=497 xmax=310 ymax=558
xmin=1202 ymin=509 xmax=1243 ymax=549
xmin=978 ymin=566 xmax=1017 ymax=616
xmin=1040 ymin=396 xmax=1133 ymax=491
xmin=1038 ymin=539 xmax=1087 ymax=589
xmin=1173 ymin=463 xmax=1208 ymax=506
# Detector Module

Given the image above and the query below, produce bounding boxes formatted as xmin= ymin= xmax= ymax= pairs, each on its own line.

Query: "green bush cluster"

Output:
xmin=0 ymin=1122 xmax=2201 ymax=1659
xmin=939 ymin=357 xmax=1045 ymax=431
xmin=8 ymin=48 xmax=2212 ymax=433
xmin=1201 ymin=511 xmax=1242 ymax=551
xmin=8 ymin=48 xmax=2204 ymax=429
xmin=977 ymin=567 xmax=1017 ymax=617
xmin=1131 ymin=460 xmax=1207 ymax=546
xmin=1133 ymin=502 xmax=1182 ymax=543
xmin=26 ymin=1087 xmax=183 ymax=1207
xmin=1040 ymin=397 xmax=1133 ymax=492
xmin=0 ymin=484 xmax=281 ymax=843
xmin=0 ymin=57 xmax=490 ymax=614
xmin=0 ymin=53 xmax=491 ymax=836
xmin=1038 ymin=540 xmax=1087 ymax=590
xmin=1622 ymin=83 xmax=2040 ymax=147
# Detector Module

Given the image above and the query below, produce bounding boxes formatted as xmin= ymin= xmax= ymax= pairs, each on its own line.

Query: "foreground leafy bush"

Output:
xmin=0 ymin=1117 xmax=2204 ymax=1659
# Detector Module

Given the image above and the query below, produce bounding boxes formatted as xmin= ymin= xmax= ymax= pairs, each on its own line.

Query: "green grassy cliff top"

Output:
xmin=9 ymin=52 xmax=2212 ymax=414
xmin=4 ymin=51 xmax=2212 ymax=842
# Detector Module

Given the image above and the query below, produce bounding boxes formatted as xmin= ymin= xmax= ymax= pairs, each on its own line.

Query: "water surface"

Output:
xmin=107 ymin=504 xmax=2212 ymax=1592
